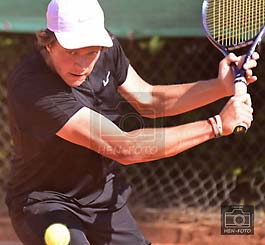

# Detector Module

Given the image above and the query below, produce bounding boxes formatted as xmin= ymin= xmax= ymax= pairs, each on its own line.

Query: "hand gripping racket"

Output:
xmin=202 ymin=0 xmax=265 ymax=134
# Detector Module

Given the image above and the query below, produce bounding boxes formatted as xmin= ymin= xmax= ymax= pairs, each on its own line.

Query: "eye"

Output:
xmin=66 ymin=50 xmax=77 ymax=56
xmin=87 ymin=51 xmax=99 ymax=56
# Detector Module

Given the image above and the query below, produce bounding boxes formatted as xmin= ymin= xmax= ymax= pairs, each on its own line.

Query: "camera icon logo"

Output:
xmin=224 ymin=208 xmax=250 ymax=228
xmin=221 ymin=205 xmax=254 ymax=235
xmin=94 ymin=93 xmax=166 ymax=157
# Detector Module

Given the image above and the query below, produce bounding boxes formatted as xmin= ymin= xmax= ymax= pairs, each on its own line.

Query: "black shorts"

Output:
xmin=9 ymin=204 xmax=151 ymax=245
xmin=8 ymin=175 xmax=151 ymax=244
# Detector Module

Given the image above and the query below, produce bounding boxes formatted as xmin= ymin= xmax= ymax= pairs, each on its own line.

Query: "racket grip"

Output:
xmin=233 ymin=77 xmax=248 ymax=134
xmin=234 ymin=76 xmax=247 ymax=95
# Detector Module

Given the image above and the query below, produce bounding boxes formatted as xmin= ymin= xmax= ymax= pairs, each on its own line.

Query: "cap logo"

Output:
xmin=78 ymin=16 xmax=89 ymax=23
xmin=46 ymin=0 xmax=113 ymax=49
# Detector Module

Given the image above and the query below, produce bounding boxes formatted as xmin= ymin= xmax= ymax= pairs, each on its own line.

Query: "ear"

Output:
xmin=46 ymin=44 xmax=51 ymax=53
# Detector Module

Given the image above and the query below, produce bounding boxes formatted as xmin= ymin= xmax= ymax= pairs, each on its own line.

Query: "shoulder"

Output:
xmin=8 ymin=49 xmax=71 ymax=106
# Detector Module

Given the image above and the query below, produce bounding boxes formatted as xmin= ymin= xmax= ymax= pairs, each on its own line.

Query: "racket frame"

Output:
xmin=202 ymin=0 xmax=265 ymax=134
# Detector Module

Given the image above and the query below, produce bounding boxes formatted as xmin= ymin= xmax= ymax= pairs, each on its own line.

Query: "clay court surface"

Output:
xmin=1 ymin=208 xmax=265 ymax=245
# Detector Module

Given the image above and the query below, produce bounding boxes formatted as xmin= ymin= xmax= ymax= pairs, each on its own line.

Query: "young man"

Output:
xmin=6 ymin=0 xmax=259 ymax=244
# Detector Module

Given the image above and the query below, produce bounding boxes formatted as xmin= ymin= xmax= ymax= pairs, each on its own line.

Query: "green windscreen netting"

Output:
xmin=0 ymin=0 xmax=204 ymax=37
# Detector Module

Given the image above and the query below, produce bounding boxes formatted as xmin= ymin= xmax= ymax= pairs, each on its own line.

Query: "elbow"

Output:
xmin=135 ymin=100 xmax=161 ymax=119
xmin=133 ymin=88 xmax=158 ymax=119
xmin=139 ymin=110 xmax=157 ymax=119
xmin=138 ymin=90 xmax=166 ymax=119
xmin=139 ymin=99 xmax=164 ymax=119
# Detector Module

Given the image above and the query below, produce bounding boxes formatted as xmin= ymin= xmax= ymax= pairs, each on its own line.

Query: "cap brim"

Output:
xmin=54 ymin=28 xmax=113 ymax=49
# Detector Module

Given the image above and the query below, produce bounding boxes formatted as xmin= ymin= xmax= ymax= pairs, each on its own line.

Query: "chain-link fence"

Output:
xmin=118 ymin=38 xmax=265 ymax=211
xmin=1 ymin=34 xmax=265 ymax=212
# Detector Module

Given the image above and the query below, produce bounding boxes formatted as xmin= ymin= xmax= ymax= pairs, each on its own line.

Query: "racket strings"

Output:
xmin=206 ymin=0 xmax=265 ymax=47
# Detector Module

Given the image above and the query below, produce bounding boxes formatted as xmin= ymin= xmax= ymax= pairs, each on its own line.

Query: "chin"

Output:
xmin=64 ymin=76 xmax=87 ymax=87
xmin=69 ymin=80 xmax=86 ymax=87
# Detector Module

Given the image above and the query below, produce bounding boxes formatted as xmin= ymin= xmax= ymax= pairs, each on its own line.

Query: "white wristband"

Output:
xmin=214 ymin=115 xmax=223 ymax=137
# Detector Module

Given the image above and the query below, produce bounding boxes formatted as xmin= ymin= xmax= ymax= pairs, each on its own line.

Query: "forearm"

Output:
xmin=151 ymin=78 xmax=226 ymax=117
xmin=105 ymin=120 xmax=215 ymax=165
xmin=57 ymin=107 xmax=216 ymax=166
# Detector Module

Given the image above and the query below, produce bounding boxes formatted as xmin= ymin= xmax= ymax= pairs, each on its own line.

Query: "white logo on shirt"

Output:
xmin=103 ymin=71 xmax=111 ymax=87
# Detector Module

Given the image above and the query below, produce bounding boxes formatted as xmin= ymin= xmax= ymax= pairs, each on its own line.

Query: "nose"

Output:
xmin=75 ymin=56 xmax=90 ymax=70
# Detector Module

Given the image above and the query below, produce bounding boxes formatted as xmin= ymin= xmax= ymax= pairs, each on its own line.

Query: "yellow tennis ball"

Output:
xmin=44 ymin=223 xmax=71 ymax=245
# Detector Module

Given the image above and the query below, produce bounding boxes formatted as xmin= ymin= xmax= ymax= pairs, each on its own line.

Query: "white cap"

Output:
xmin=46 ymin=0 xmax=113 ymax=49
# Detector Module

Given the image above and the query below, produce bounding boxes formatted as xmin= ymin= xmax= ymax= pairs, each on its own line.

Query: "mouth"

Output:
xmin=70 ymin=72 xmax=87 ymax=77
xmin=69 ymin=73 xmax=88 ymax=82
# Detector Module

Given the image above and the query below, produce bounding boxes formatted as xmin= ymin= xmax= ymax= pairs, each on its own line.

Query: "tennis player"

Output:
xmin=6 ymin=0 xmax=259 ymax=244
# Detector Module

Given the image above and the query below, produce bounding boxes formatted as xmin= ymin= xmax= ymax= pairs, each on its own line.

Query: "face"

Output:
xmin=46 ymin=41 xmax=102 ymax=87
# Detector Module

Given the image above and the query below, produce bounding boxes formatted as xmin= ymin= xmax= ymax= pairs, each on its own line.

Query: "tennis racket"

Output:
xmin=202 ymin=0 xmax=265 ymax=134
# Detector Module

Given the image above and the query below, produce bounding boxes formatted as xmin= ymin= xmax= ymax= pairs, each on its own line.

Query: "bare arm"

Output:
xmin=150 ymin=78 xmax=221 ymax=117
xmin=56 ymin=107 xmax=215 ymax=165
xmin=118 ymin=66 xmax=223 ymax=118
xmin=118 ymin=54 xmax=258 ymax=118
xmin=56 ymin=92 xmax=253 ymax=165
